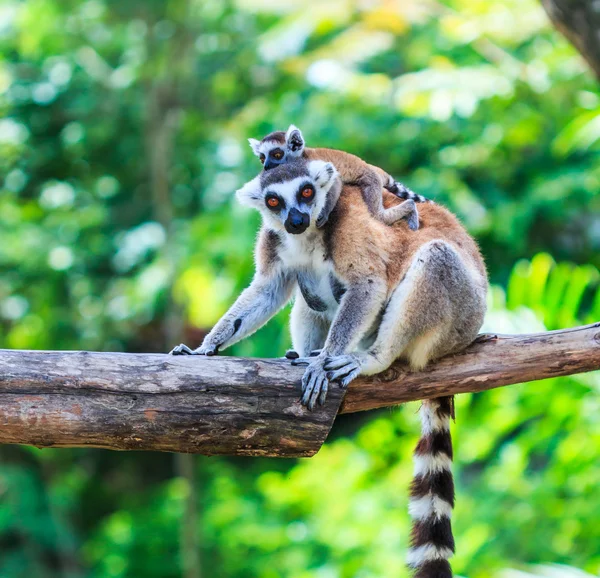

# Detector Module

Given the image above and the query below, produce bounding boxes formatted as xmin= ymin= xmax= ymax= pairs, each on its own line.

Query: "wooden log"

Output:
xmin=0 ymin=323 xmax=598 ymax=457
xmin=341 ymin=323 xmax=600 ymax=413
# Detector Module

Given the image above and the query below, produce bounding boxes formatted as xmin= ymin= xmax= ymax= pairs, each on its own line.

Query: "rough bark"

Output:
xmin=541 ymin=0 xmax=600 ymax=80
xmin=0 ymin=350 xmax=345 ymax=458
xmin=0 ymin=323 xmax=598 ymax=457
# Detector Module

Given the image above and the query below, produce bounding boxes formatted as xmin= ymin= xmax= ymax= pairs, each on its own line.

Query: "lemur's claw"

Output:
xmin=285 ymin=349 xmax=299 ymax=360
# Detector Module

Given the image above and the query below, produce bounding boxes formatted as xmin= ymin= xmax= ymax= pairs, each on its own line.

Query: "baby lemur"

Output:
xmin=170 ymin=157 xmax=487 ymax=578
xmin=249 ymin=125 xmax=430 ymax=231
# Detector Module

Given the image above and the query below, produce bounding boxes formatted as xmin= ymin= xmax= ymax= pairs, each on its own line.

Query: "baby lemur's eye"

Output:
xmin=266 ymin=196 xmax=280 ymax=209
xmin=259 ymin=154 xmax=266 ymax=164
xmin=272 ymin=149 xmax=284 ymax=160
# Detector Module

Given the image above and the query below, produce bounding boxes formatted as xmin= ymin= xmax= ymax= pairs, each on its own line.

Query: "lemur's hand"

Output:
xmin=170 ymin=318 xmax=241 ymax=356
xmin=315 ymin=210 xmax=329 ymax=229
xmin=169 ymin=342 xmax=219 ymax=356
xmin=324 ymin=354 xmax=362 ymax=388
xmin=297 ymin=354 xmax=330 ymax=410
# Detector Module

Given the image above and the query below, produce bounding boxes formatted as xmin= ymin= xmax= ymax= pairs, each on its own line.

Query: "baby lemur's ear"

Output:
xmin=248 ymin=138 xmax=262 ymax=157
xmin=309 ymin=160 xmax=338 ymax=192
xmin=285 ymin=125 xmax=304 ymax=157
xmin=235 ymin=175 xmax=262 ymax=208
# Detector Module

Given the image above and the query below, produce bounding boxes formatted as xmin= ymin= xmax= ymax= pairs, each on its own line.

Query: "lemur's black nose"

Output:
xmin=285 ymin=208 xmax=309 ymax=234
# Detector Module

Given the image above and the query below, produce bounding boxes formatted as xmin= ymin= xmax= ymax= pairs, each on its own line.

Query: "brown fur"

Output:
xmin=305 ymin=147 xmax=390 ymax=188
xmin=325 ymin=185 xmax=486 ymax=291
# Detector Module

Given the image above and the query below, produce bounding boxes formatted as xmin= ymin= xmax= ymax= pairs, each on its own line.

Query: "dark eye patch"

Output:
xmin=265 ymin=192 xmax=285 ymax=211
xmin=271 ymin=148 xmax=284 ymax=160
xmin=297 ymin=181 xmax=315 ymax=203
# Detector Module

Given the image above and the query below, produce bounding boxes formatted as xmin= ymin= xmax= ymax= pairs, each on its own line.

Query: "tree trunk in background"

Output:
xmin=145 ymin=21 xmax=201 ymax=574
xmin=176 ymin=453 xmax=202 ymax=578
xmin=541 ymin=0 xmax=600 ymax=80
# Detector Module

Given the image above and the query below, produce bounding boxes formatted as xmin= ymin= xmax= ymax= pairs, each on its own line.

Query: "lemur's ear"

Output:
xmin=248 ymin=138 xmax=262 ymax=157
xmin=285 ymin=124 xmax=304 ymax=157
xmin=309 ymin=160 xmax=337 ymax=191
xmin=236 ymin=175 xmax=262 ymax=208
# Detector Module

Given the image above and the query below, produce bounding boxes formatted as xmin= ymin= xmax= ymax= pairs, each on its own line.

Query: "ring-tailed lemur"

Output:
xmin=170 ymin=157 xmax=487 ymax=578
xmin=248 ymin=125 xmax=431 ymax=231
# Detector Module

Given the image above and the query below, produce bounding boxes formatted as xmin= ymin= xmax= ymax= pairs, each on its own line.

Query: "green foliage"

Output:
xmin=0 ymin=0 xmax=598 ymax=576
xmin=507 ymin=253 xmax=600 ymax=329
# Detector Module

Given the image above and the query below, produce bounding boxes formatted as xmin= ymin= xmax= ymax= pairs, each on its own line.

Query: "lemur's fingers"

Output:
xmin=285 ymin=349 xmax=299 ymax=360
xmin=309 ymin=349 xmax=322 ymax=357
xmin=324 ymin=355 xmax=361 ymax=386
xmin=169 ymin=343 xmax=195 ymax=355
xmin=300 ymin=359 xmax=330 ymax=410
xmin=301 ymin=368 xmax=320 ymax=408
xmin=317 ymin=379 xmax=329 ymax=407
xmin=309 ymin=374 xmax=328 ymax=410
xmin=324 ymin=354 xmax=358 ymax=370
xmin=340 ymin=368 xmax=361 ymax=389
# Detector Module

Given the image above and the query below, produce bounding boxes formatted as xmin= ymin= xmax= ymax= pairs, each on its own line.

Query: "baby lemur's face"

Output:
xmin=248 ymin=125 xmax=305 ymax=171
xmin=236 ymin=159 xmax=338 ymax=235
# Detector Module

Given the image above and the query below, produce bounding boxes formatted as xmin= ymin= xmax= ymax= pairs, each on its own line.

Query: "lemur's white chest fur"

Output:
xmin=278 ymin=229 xmax=326 ymax=269
xmin=277 ymin=229 xmax=343 ymax=318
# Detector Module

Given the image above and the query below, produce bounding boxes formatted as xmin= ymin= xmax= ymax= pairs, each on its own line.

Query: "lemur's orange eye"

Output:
xmin=267 ymin=196 xmax=280 ymax=208
xmin=301 ymin=187 xmax=313 ymax=199
xmin=272 ymin=150 xmax=283 ymax=160
xmin=259 ymin=154 xmax=265 ymax=164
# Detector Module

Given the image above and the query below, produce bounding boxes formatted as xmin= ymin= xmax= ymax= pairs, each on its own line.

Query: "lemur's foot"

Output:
xmin=407 ymin=210 xmax=419 ymax=232
xmin=288 ymin=349 xmax=322 ymax=363
xmin=324 ymin=354 xmax=362 ymax=388
xmin=300 ymin=357 xmax=330 ymax=410
xmin=169 ymin=343 xmax=219 ymax=356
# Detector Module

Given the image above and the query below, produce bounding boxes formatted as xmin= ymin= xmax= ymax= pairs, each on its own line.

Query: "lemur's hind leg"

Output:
xmin=381 ymin=199 xmax=419 ymax=231
xmin=359 ymin=172 xmax=419 ymax=230
xmin=325 ymin=240 xmax=486 ymax=386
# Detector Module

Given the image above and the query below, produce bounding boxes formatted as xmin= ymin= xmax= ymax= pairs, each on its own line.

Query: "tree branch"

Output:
xmin=0 ymin=323 xmax=598 ymax=458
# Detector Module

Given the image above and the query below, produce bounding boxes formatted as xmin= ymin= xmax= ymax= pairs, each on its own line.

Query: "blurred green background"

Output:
xmin=1 ymin=0 xmax=599 ymax=576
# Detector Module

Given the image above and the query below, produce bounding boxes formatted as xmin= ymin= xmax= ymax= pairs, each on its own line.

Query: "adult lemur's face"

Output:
xmin=236 ymin=159 xmax=337 ymax=235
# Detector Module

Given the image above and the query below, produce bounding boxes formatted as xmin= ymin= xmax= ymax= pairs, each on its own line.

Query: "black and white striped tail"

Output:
xmin=408 ymin=396 xmax=455 ymax=578
xmin=386 ymin=177 xmax=432 ymax=204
